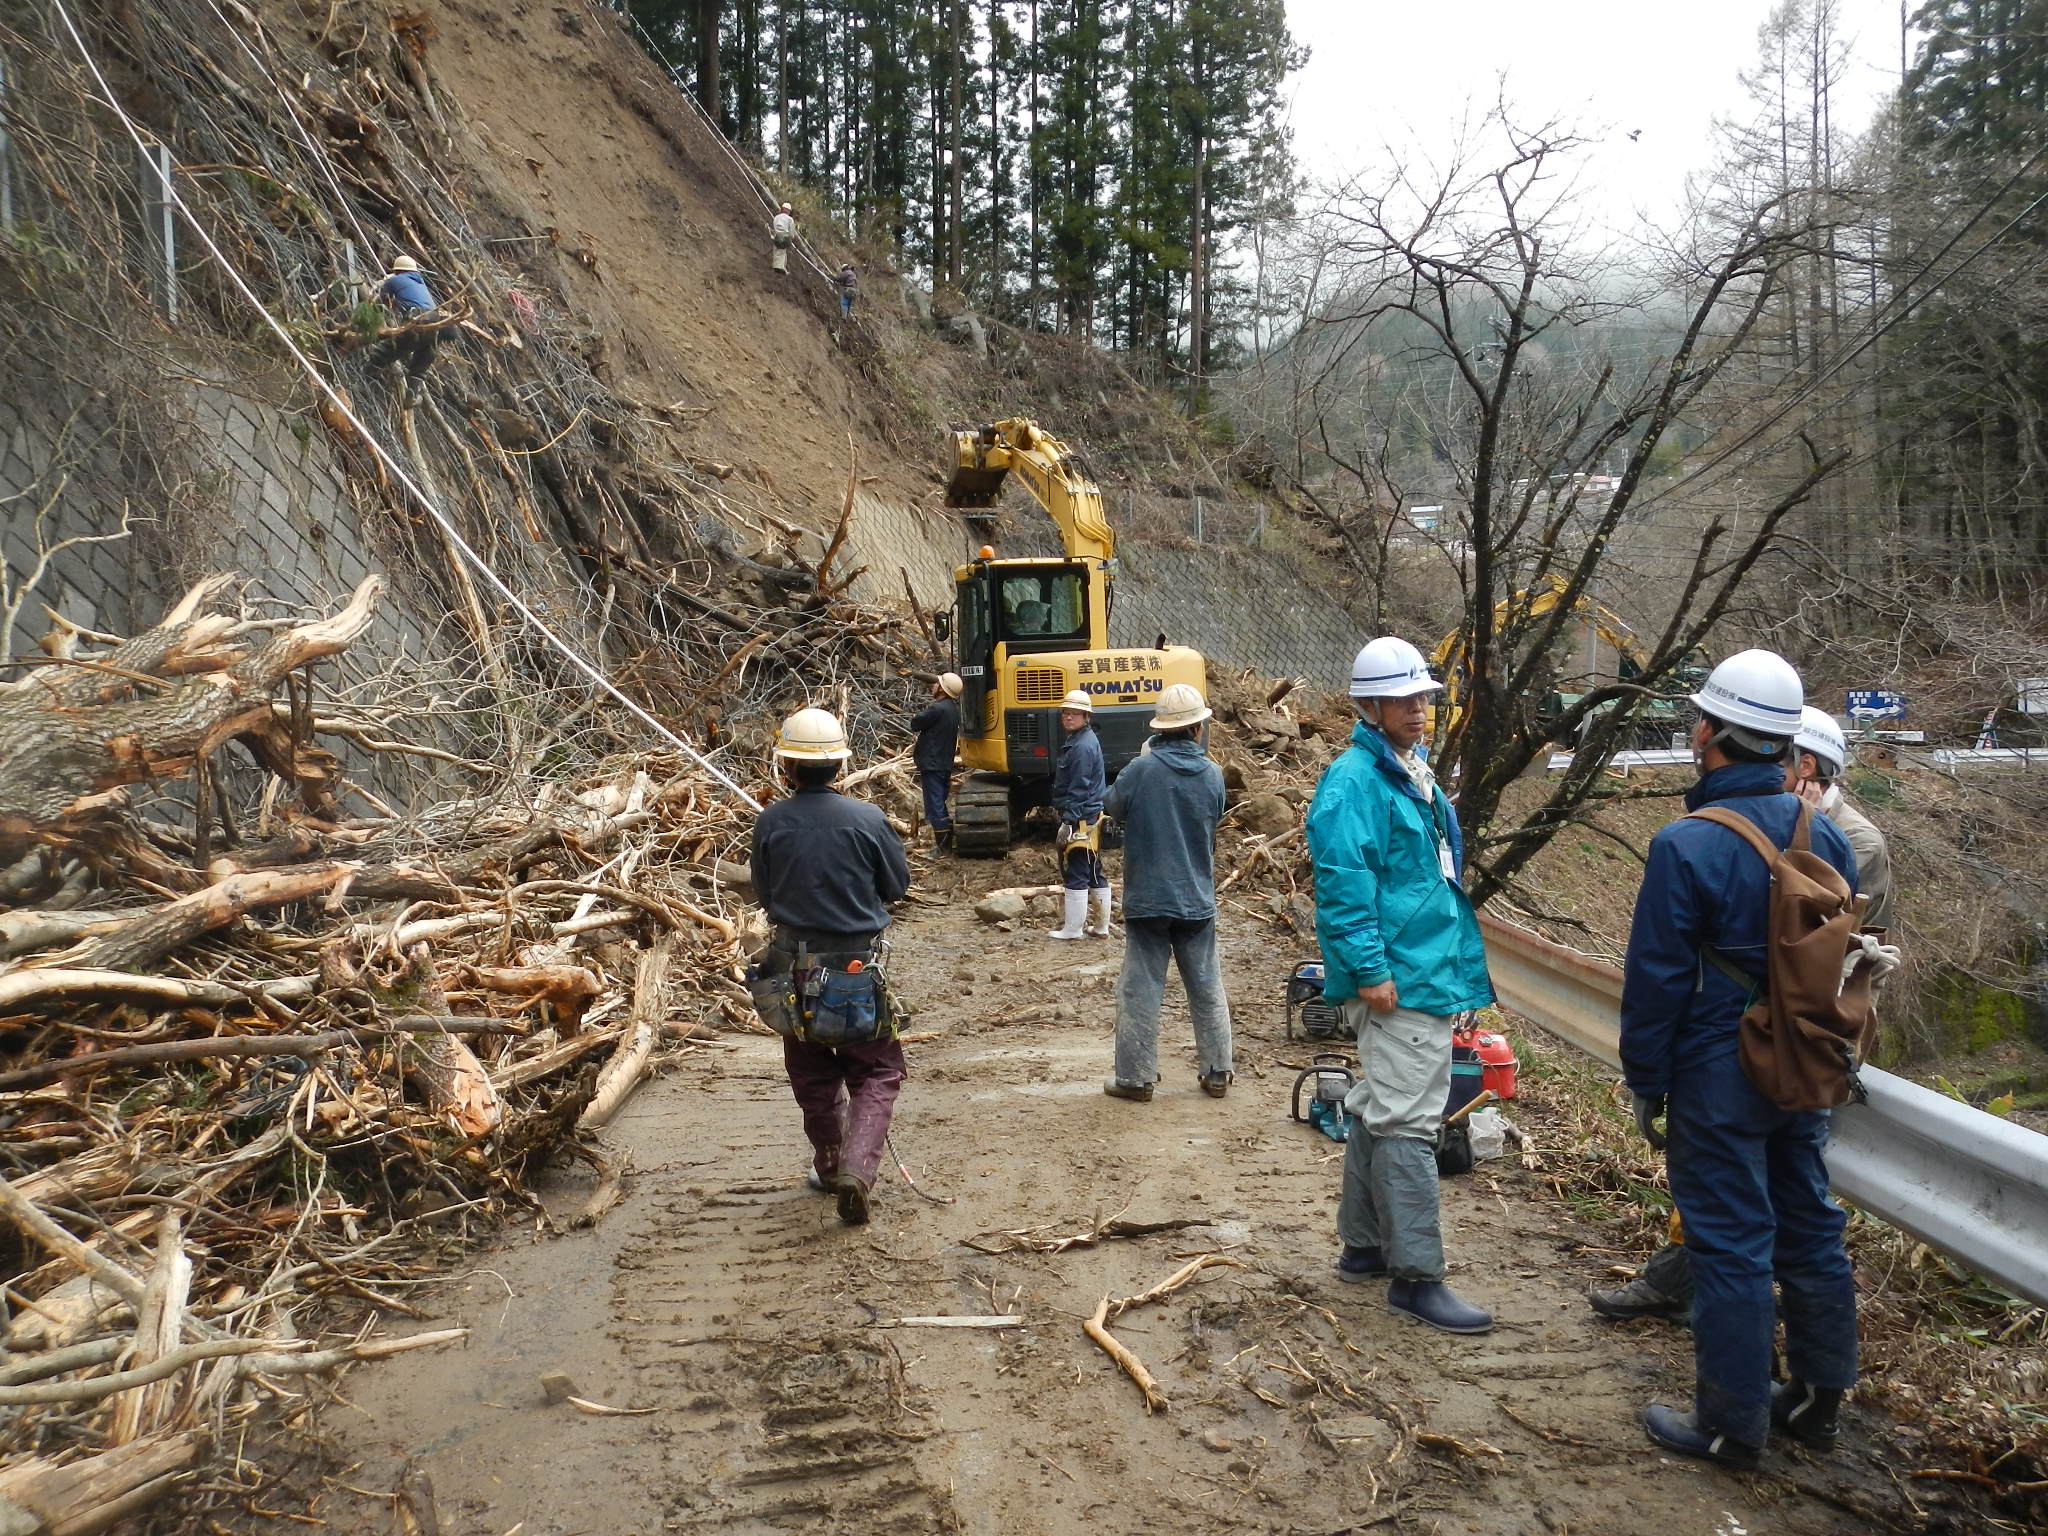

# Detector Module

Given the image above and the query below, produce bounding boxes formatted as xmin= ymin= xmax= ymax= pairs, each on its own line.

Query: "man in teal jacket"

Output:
xmin=1306 ymin=635 xmax=1495 ymax=1334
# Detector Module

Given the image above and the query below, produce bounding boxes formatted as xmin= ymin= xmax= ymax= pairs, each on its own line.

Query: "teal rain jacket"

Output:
xmin=1304 ymin=720 xmax=1493 ymax=1016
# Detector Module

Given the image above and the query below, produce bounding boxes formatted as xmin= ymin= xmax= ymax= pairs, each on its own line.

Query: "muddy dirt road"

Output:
xmin=317 ymin=854 xmax=1908 ymax=1536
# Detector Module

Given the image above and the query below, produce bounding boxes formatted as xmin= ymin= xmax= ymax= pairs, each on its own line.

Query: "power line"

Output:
xmin=47 ymin=0 xmax=762 ymax=811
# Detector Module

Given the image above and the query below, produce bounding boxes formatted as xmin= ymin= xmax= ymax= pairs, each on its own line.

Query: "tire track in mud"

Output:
xmin=609 ymin=1063 xmax=960 ymax=1533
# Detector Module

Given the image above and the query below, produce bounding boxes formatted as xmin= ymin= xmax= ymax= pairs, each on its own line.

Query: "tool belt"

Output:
xmin=1057 ymin=815 xmax=1102 ymax=854
xmin=745 ymin=936 xmax=899 ymax=1047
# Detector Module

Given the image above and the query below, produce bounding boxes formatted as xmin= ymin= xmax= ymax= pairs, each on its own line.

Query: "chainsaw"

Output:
xmin=1289 ymin=1053 xmax=1355 ymax=1143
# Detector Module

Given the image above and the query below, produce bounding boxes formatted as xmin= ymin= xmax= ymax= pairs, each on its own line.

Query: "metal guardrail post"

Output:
xmin=1475 ymin=910 xmax=2048 ymax=1308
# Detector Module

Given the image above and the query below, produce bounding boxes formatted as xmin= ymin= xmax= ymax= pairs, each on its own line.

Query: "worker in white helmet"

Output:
xmin=1049 ymin=688 xmax=1111 ymax=940
xmin=1594 ymin=701 xmax=1896 ymax=1330
xmin=748 ymin=707 xmax=911 ymax=1225
xmin=1305 ymin=636 xmax=1495 ymax=1335
xmin=771 ymin=202 xmax=796 ymax=273
xmin=1621 ymin=650 xmax=1861 ymax=1467
xmin=1100 ymin=683 xmax=1233 ymax=1101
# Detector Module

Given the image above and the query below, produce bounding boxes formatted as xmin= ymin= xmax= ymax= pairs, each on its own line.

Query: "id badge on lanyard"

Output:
xmin=1438 ymin=839 xmax=1457 ymax=882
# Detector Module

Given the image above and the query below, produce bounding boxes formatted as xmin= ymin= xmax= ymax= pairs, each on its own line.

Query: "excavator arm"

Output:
xmin=944 ymin=418 xmax=1116 ymax=564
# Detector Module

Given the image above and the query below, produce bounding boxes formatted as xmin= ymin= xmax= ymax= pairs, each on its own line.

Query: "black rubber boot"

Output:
xmin=1334 ymin=1245 xmax=1387 ymax=1282
xmin=1102 ymin=1078 xmax=1154 ymax=1102
xmin=1770 ymin=1379 xmax=1843 ymax=1451
xmin=1199 ymin=1070 xmax=1232 ymax=1098
xmin=1643 ymin=1404 xmax=1761 ymax=1470
xmin=1388 ymin=1279 xmax=1493 ymax=1334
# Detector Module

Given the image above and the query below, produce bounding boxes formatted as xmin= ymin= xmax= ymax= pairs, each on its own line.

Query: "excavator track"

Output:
xmin=951 ymin=772 xmax=1015 ymax=857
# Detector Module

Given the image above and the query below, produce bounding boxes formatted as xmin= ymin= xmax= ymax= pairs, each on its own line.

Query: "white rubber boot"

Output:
xmin=1085 ymin=887 xmax=1113 ymax=937
xmin=1050 ymin=889 xmax=1088 ymax=941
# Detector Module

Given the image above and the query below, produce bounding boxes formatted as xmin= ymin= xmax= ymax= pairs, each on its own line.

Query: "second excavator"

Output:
xmin=940 ymin=418 xmax=1207 ymax=856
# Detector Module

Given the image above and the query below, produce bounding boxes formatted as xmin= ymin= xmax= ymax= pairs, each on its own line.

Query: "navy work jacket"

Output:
xmin=910 ymin=697 xmax=959 ymax=772
xmin=1052 ymin=723 xmax=1105 ymax=822
xmin=1619 ymin=762 xmax=1857 ymax=1099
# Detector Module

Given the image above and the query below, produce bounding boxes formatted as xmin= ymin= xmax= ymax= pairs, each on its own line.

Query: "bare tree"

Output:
xmin=1249 ymin=115 xmax=1858 ymax=903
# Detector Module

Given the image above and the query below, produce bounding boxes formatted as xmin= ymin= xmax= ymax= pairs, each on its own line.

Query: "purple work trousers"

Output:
xmin=782 ymin=1035 xmax=907 ymax=1186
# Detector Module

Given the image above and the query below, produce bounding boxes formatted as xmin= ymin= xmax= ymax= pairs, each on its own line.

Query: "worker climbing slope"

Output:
xmin=1307 ymin=636 xmax=1495 ymax=1336
xmin=1049 ymin=689 xmax=1111 ymax=941
xmin=770 ymin=202 xmax=795 ymax=273
xmin=371 ymin=254 xmax=444 ymax=389
xmin=747 ymin=708 xmax=913 ymax=1226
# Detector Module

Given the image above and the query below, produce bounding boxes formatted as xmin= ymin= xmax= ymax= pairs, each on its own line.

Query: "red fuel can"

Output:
xmin=1455 ymin=1024 xmax=1519 ymax=1100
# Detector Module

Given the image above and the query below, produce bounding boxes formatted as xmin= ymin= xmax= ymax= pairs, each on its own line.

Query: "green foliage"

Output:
xmin=350 ymin=300 xmax=387 ymax=340
xmin=623 ymin=0 xmax=1299 ymax=384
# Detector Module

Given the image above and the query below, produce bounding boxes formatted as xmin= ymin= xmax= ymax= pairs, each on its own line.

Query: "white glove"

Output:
xmin=1842 ymin=931 xmax=1902 ymax=987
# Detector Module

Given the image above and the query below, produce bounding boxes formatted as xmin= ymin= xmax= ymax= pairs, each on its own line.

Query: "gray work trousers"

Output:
xmin=1113 ymin=916 xmax=1233 ymax=1084
xmin=1337 ymin=1000 xmax=1453 ymax=1282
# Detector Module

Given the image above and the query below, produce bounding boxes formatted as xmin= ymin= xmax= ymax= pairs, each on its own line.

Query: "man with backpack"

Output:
xmin=1621 ymin=650 xmax=1863 ymax=1468
xmin=1591 ymin=703 xmax=1896 ymax=1326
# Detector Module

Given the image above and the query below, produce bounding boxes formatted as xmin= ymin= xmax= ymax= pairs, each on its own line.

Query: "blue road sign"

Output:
xmin=1846 ymin=689 xmax=1907 ymax=721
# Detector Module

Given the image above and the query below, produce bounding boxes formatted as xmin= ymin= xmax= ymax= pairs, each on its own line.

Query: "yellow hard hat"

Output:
xmin=938 ymin=672 xmax=963 ymax=698
xmin=775 ymin=706 xmax=851 ymax=761
xmin=1060 ymin=689 xmax=1094 ymax=714
xmin=1151 ymin=683 xmax=1212 ymax=729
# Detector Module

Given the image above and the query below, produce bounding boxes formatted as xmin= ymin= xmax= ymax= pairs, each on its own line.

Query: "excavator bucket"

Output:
xmin=945 ymin=462 xmax=1008 ymax=509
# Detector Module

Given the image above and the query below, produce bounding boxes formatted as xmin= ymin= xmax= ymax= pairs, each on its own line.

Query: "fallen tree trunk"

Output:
xmin=578 ymin=936 xmax=673 ymax=1132
xmin=0 ymin=1428 xmax=208 ymax=1536
xmin=0 ymin=577 xmax=384 ymax=866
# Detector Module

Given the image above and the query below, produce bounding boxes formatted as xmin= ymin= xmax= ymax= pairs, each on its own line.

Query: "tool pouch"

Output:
xmin=1435 ymin=1121 xmax=1475 ymax=1178
xmin=745 ymin=967 xmax=800 ymax=1039
xmin=802 ymin=966 xmax=893 ymax=1048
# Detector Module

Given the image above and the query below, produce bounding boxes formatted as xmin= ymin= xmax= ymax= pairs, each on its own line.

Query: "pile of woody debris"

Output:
xmin=0 ymin=573 xmax=834 ymax=1530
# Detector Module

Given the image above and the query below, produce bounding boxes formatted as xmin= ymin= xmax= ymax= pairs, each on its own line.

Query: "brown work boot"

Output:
xmin=835 ymin=1174 xmax=872 ymax=1226
xmin=1200 ymin=1070 xmax=1233 ymax=1098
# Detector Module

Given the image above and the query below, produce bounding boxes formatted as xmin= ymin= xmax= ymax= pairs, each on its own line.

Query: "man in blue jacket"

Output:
xmin=372 ymin=255 xmax=443 ymax=383
xmin=1306 ymin=636 xmax=1495 ymax=1335
xmin=1101 ymin=684 xmax=1233 ymax=1100
xmin=1049 ymin=689 xmax=1110 ymax=940
xmin=909 ymin=673 xmax=962 ymax=852
xmin=1622 ymin=649 xmax=1860 ymax=1468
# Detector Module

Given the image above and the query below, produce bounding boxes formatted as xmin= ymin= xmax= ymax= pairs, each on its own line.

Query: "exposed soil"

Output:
xmin=235 ymin=845 xmax=1955 ymax=1536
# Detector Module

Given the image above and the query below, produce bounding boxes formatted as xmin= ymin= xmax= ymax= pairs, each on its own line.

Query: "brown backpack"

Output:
xmin=1686 ymin=802 xmax=1878 ymax=1111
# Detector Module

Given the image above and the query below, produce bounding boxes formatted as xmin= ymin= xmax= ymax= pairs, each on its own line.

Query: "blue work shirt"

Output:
xmin=1052 ymin=723 xmax=1105 ymax=822
xmin=1103 ymin=735 xmax=1225 ymax=921
xmin=1304 ymin=720 xmax=1492 ymax=1017
xmin=381 ymin=270 xmax=438 ymax=313
xmin=1619 ymin=761 xmax=1858 ymax=1099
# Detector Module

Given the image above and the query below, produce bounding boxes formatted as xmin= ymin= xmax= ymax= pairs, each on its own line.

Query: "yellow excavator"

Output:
xmin=1431 ymin=574 xmax=1706 ymax=748
xmin=940 ymin=418 xmax=1207 ymax=855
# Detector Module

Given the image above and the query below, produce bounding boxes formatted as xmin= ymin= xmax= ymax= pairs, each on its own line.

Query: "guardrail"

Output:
xmin=1476 ymin=911 xmax=2048 ymax=1309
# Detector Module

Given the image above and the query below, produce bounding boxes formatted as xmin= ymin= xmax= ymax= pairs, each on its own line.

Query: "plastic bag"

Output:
xmin=1467 ymin=1106 xmax=1508 ymax=1162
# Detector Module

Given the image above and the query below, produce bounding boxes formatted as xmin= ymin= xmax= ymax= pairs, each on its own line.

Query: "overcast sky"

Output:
xmin=1282 ymin=0 xmax=1911 ymax=217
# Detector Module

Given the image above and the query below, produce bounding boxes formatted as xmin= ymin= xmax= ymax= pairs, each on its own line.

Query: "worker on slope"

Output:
xmin=1306 ymin=636 xmax=1495 ymax=1335
xmin=1593 ymin=702 xmax=1894 ymax=1327
xmin=1048 ymin=689 xmax=1111 ymax=941
xmin=910 ymin=673 xmax=962 ymax=852
xmin=372 ymin=255 xmax=443 ymax=385
xmin=837 ymin=263 xmax=859 ymax=318
xmin=1622 ymin=651 xmax=1860 ymax=1467
xmin=771 ymin=202 xmax=796 ymax=273
xmin=1101 ymin=684 xmax=1233 ymax=1101
xmin=748 ymin=708 xmax=913 ymax=1226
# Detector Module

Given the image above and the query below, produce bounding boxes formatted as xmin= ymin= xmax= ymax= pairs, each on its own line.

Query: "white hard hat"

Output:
xmin=1689 ymin=649 xmax=1803 ymax=738
xmin=1060 ymin=689 xmax=1094 ymax=714
xmin=774 ymin=706 xmax=852 ymax=761
xmin=1348 ymin=636 xmax=1442 ymax=699
xmin=780 ymin=202 xmax=792 ymax=212
xmin=1794 ymin=705 xmax=1847 ymax=774
xmin=938 ymin=672 xmax=963 ymax=698
xmin=389 ymin=255 xmax=421 ymax=273
xmin=1151 ymin=683 xmax=1211 ymax=730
